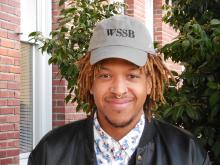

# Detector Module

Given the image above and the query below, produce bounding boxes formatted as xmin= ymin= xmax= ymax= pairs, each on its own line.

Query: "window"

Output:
xmin=20 ymin=0 xmax=52 ymax=164
xmin=20 ymin=42 xmax=34 ymax=154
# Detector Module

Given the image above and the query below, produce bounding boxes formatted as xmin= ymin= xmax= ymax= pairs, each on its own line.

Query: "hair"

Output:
xmin=76 ymin=52 xmax=173 ymax=120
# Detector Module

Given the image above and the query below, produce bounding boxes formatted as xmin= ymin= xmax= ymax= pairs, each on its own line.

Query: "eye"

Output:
xmin=128 ymin=74 xmax=140 ymax=79
xmin=97 ymin=74 xmax=112 ymax=79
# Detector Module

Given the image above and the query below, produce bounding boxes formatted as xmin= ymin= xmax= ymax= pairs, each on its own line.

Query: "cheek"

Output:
xmin=90 ymin=82 xmax=108 ymax=100
xmin=133 ymin=82 xmax=151 ymax=101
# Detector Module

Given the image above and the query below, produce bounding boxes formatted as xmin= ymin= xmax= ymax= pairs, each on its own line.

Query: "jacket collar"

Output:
xmin=83 ymin=116 xmax=156 ymax=164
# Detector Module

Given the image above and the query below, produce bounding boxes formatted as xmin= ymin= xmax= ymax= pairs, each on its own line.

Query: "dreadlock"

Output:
xmin=76 ymin=52 xmax=173 ymax=120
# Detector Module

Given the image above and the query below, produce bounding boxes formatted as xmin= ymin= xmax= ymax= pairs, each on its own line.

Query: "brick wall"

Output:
xmin=126 ymin=0 xmax=146 ymax=22
xmin=154 ymin=0 xmax=182 ymax=73
xmin=51 ymin=0 xmax=86 ymax=128
xmin=0 ymin=0 xmax=20 ymax=164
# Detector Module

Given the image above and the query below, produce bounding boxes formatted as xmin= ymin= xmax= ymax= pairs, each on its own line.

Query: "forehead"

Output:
xmin=95 ymin=58 xmax=140 ymax=69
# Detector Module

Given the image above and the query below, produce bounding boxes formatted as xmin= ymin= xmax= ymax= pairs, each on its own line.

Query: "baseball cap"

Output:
xmin=88 ymin=15 xmax=155 ymax=66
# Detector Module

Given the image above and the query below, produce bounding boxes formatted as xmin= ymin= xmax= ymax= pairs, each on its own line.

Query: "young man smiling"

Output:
xmin=28 ymin=15 xmax=211 ymax=165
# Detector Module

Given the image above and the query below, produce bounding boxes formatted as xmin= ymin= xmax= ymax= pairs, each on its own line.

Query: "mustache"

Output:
xmin=105 ymin=94 xmax=133 ymax=100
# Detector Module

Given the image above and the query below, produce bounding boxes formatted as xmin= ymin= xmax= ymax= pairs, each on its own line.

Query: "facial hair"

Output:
xmin=104 ymin=114 xmax=134 ymax=128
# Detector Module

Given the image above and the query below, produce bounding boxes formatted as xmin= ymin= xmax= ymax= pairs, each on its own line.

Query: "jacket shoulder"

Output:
xmin=28 ymin=117 xmax=93 ymax=165
xmin=153 ymin=119 xmax=210 ymax=164
xmin=154 ymin=119 xmax=194 ymax=139
xmin=40 ymin=117 xmax=91 ymax=143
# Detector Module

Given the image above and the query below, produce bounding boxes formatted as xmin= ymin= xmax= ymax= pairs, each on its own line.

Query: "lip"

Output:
xmin=105 ymin=98 xmax=133 ymax=109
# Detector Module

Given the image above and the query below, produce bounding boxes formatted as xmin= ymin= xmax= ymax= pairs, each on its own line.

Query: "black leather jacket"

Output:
xmin=28 ymin=117 xmax=211 ymax=165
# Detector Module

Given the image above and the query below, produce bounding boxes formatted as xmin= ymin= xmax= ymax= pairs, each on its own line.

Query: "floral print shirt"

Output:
xmin=93 ymin=113 xmax=145 ymax=165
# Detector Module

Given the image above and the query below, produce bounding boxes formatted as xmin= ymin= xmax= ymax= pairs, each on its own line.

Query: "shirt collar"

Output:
xmin=93 ymin=113 xmax=145 ymax=164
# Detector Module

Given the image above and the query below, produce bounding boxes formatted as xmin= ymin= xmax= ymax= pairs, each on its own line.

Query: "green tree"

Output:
xmin=156 ymin=0 xmax=220 ymax=164
xmin=29 ymin=0 xmax=125 ymax=113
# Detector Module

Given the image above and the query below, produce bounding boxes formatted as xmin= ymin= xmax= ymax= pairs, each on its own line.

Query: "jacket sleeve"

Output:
xmin=28 ymin=153 xmax=34 ymax=165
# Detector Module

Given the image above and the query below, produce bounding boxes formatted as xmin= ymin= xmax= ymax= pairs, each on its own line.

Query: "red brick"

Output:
xmin=53 ymin=93 xmax=65 ymax=99
xmin=7 ymin=140 xmax=19 ymax=148
xmin=0 ymin=107 xmax=14 ymax=114
xmin=14 ymin=107 xmax=19 ymax=114
xmin=0 ymin=115 xmax=19 ymax=123
xmin=0 ymin=3 xmax=18 ymax=16
xmin=0 ymin=0 xmax=8 ymax=4
xmin=14 ymin=123 xmax=19 ymax=131
xmin=0 ymin=65 xmax=20 ymax=73
xmin=0 ymin=81 xmax=7 ymax=89
xmin=0 ymin=90 xmax=15 ymax=98
xmin=0 ymin=38 xmax=15 ymax=48
xmin=6 ymin=149 xmax=19 ymax=157
xmin=57 ymin=100 xmax=65 ymax=106
xmin=0 ymin=140 xmax=7 ymax=148
xmin=14 ymin=73 xmax=19 ymax=81
xmin=7 ymin=49 xmax=19 ymax=57
xmin=0 ymin=150 xmax=7 ymax=158
xmin=7 ymin=32 xmax=20 ymax=40
xmin=14 ymin=91 xmax=19 ymax=98
xmin=0 ymin=11 xmax=19 ymax=24
xmin=14 ymin=57 xmax=19 ymax=65
xmin=0 ymin=123 xmax=15 ymax=131
xmin=56 ymin=86 xmax=66 ymax=93
xmin=0 ymin=20 xmax=17 ymax=31
xmin=0 ymin=139 xmax=19 ymax=149
xmin=0 ymin=157 xmax=18 ymax=165
xmin=8 ymin=0 xmax=20 ymax=8
xmin=7 ymin=81 xmax=18 ymax=90
xmin=0 ymin=47 xmax=8 ymax=55
xmin=0 ymin=99 xmax=7 ymax=106
xmin=7 ymin=99 xmax=20 ymax=106
xmin=8 ymin=131 xmax=19 ymax=139
xmin=0 ymin=30 xmax=7 ymax=38
xmin=0 ymin=56 xmax=14 ymax=65
xmin=53 ymin=107 xmax=65 ymax=113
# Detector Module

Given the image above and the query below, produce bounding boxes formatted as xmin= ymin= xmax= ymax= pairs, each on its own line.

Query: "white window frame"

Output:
xmin=145 ymin=0 xmax=154 ymax=42
xmin=19 ymin=0 xmax=52 ymax=164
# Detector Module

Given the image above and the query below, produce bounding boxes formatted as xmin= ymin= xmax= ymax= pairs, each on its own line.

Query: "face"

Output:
xmin=90 ymin=58 xmax=152 ymax=132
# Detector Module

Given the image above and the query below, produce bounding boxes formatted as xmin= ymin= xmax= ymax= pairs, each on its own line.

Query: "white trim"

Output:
xmin=145 ymin=0 xmax=154 ymax=42
xmin=32 ymin=44 xmax=36 ymax=147
xmin=20 ymin=0 xmax=37 ymax=41
xmin=20 ymin=153 xmax=30 ymax=165
xmin=33 ymin=0 xmax=52 ymax=146
xmin=33 ymin=46 xmax=52 ymax=146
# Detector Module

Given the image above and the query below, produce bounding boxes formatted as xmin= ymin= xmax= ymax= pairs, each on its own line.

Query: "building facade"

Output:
xmin=0 ymin=0 xmax=180 ymax=164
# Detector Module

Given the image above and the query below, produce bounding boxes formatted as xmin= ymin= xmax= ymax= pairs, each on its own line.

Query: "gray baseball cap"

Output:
xmin=88 ymin=15 xmax=155 ymax=66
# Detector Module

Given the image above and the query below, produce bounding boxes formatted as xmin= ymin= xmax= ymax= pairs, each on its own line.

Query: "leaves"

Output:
xmin=157 ymin=0 xmax=220 ymax=164
xmin=29 ymin=0 xmax=125 ymax=112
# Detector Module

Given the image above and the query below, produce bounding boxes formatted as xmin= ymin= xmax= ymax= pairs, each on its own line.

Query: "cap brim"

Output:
xmin=90 ymin=45 xmax=149 ymax=66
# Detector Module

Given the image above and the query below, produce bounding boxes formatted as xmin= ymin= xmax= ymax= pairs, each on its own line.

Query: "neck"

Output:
xmin=97 ymin=112 xmax=143 ymax=141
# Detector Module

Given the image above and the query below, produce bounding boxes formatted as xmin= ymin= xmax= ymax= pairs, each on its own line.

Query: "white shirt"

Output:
xmin=93 ymin=113 xmax=145 ymax=165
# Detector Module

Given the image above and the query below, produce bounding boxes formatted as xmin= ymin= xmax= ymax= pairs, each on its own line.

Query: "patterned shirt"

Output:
xmin=93 ymin=113 xmax=145 ymax=165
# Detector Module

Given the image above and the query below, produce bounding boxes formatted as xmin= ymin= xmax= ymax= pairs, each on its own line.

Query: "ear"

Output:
xmin=146 ymin=76 xmax=152 ymax=95
xmin=90 ymin=88 xmax=93 ymax=95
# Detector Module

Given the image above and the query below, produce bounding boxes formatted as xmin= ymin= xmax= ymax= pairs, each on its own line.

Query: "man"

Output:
xmin=28 ymin=15 xmax=211 ymax=165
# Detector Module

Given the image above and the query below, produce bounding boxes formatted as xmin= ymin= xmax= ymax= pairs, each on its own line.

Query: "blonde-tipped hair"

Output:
xmin=76 ymin=53 xmax=173 ymax=120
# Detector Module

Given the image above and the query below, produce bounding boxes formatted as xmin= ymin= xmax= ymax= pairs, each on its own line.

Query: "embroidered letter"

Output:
xmin=106 ymin=29 xmax=135 ymax=38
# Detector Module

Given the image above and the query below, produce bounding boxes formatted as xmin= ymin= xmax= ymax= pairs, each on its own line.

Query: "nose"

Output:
xmin=109 ymin=77 xmax=128 ymax=97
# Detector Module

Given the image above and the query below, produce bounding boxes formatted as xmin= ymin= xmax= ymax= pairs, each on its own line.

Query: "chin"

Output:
xmin=105 ymin=116 xmax=133 ymax=128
